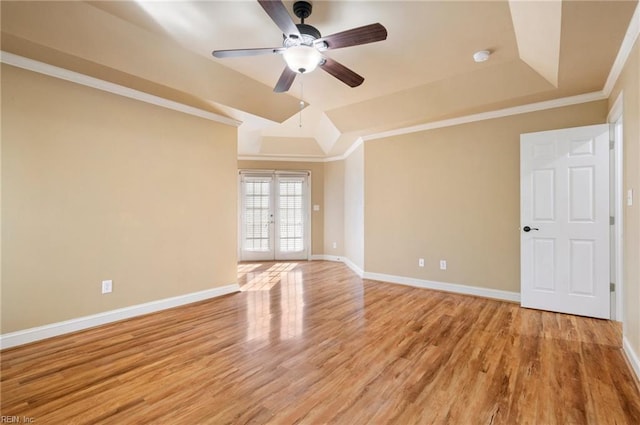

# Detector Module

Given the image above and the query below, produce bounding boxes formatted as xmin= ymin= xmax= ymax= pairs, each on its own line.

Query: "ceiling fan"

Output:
xmin=212 ymin=0 xmax=387 ymax=93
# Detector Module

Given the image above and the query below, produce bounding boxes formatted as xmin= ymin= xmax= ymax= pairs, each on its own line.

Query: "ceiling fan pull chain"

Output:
xmin=299 ymin=73 xmax=305 ymax=127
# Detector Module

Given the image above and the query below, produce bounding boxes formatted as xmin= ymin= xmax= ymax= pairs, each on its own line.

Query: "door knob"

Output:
xmin=523 ymin=226 xmax=539 ymax=232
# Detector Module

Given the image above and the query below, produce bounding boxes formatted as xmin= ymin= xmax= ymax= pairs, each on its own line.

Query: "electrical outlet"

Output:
xmin=440 ymin=260 xmax=447 ymax=270
xmin=332 ymin=242 xmax=337 ymax=249
xmin=418 ymin=258 xmax=425 ymax=267
xmin=101 ymin=280 xmax=113 ymax=294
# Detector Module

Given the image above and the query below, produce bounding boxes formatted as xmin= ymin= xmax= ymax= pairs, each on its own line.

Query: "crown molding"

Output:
xmin=333 ymin=137 xmax=364 ymax=161
xmin=239 ymin=90 xmax=607 ymax=163
xmin=0 ymin=51 xmax=241 ymax=127
xmin=239 ymin=136 xmax=365 ymax=163
xmin=603 ymin=2 xmax=640 ymax=96
xmin=362 ymin=91 xmax=607 ymax=142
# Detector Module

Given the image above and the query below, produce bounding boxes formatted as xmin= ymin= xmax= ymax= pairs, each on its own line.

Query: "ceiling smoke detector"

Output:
xmin=473 ymin=50 xmax=491 ymax=63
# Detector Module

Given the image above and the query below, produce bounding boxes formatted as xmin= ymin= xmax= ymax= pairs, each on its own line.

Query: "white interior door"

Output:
xmin=520 ymin=124 xmax=610 ymax=319
xmin=240 ymin=171 xmax=310 ymax=262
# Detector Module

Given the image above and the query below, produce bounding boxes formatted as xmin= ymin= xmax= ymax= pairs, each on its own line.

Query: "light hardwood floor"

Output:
xmin=2 ymin=261 xmax=640 ymax=424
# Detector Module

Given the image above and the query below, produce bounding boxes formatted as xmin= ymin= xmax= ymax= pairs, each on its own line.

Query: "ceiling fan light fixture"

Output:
xmin=283 ymin=45 xmax=322 ymax=73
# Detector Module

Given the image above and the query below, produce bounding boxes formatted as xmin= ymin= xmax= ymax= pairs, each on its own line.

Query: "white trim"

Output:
xmin=342 ymin=257 xmax=364 ymax=278
xmin=238 ymin=137 xmax=364 ymax=163
xmin=310 ymin=254 xmax=343 ymax=262
xmin=0 ymin=284 xmax=240 ymax=350
xmin=363 ymin=92 xmax=606 ymax=142
xmin=327 ymin=137 xmax=365 ymax=162
xmin=305 ymin=173 xmax=313 ymax=262
xmin=237 ymin=91 xmax=608 ymax=162
xmin=238 ymin=92 xmax=607 ymax=162
xmin=608 ymin=91 xmax=625 ymax=123
xmin=309 ymin=255 xmax=364 ymax=277
xmin=609 ymin=92 xmax=625 ymax=322
xmin=0 ymin=51 xmax=241 ymax=127
xmin=238 ymin=155 xmax=327 ymax=163
xmin=623 ymin=337 xmax=640 ymax=384
xmin=239 ymin=169 xmax=312 ymax=176
xmin=603 ymin=2 xmax=640 ymax=96
xmin=362 ymin=272 xmax=521 ymax=303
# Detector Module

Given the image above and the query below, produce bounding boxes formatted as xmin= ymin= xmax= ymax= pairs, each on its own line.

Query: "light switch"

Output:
xmin=628 ymin=189 xmax=634 ymax=206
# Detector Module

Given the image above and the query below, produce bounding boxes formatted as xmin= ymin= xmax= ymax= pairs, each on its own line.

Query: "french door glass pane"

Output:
xmin=279 ymin=179 xmax=304 ymax=252
xmin=244 ymin=179 xmax=270 ymax=251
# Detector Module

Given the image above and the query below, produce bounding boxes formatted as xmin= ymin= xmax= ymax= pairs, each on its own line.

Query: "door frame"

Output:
xmin=237 ymin=169 xmax=312 ymax=262
xmin=608 ymin=92 xmax=624 ymax=322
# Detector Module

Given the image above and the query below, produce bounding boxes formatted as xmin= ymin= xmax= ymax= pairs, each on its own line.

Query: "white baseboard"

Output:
xmin=310 ymin=254 xmax=342 ymax=262
xmin=362 ymin=271 xmax=521 ymax=303
xmin=309 ymin=254 xmax=364 ymax=277
xmin=623 ymin=336 xmax=640 ymax=384
xmin=342 ymin=257 xmax=364 ymax=277
xmin=309 ymin=257 xmax=516 ymax=301
xmin=0 ymin=283 xmax=240 ymax=350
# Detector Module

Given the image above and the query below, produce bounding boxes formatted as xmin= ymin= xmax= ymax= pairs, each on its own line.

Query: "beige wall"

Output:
xmin=344 ymin=144 xmax=365 ymax=270
xmin=364 ymin=101 xmax=608 ymax=292
xmin=1 ymin=65 xmax=238 ymax=333
xmin=610 ymin=38 xmax=640 ymax=357
xmin=237 ymin=160 xmax=324 ymax=256
xmin=323 ymin=160 xmax=345 ymax=256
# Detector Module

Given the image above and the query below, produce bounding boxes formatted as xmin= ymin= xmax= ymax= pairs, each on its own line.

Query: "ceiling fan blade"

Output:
xmin=212 ymin=47 xmax=284 ymax=58
xmin=258 ymin=0 xmax=301 ymax=38
xmin=315 ymin=23 xmax=388 ymax=50
xmin=319 ymin=57 xmax=364 ymax=88
xmin=274 ymin=67 xmax=297 ymax=93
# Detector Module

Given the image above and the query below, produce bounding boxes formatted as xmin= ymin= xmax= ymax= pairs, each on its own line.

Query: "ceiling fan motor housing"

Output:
xmin=293 ymin=1 xmax=313 ymax=21
xmin=297 ymin=23 xmax=321 ymax=40
xmin=283 ymin=23 xmax=322 ymax=48
xmin=284 ymin=1 xmax=322 ymax=47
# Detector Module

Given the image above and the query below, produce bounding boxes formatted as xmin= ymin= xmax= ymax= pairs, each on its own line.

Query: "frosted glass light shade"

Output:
xmin=283 ymin=45 xmax=322 ymax=74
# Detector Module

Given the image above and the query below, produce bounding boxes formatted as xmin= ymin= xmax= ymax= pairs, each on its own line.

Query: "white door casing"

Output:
xmin=520 ymin=124 xmax=610 ymax=319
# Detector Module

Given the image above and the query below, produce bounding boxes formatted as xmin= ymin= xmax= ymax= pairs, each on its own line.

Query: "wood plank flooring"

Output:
xmin=2 ymin=261 xmax=639 ymax=424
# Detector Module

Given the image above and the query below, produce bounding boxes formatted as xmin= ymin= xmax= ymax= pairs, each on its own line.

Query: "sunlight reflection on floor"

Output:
xmin=240 ymin=263 xmax=305 ymax=341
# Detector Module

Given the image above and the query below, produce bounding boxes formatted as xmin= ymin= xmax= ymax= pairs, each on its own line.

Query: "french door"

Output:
xmin=239 ymin=171 xmax=310 ymax=261
xmin=520 ymin=124 xmax=610 ymax=319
